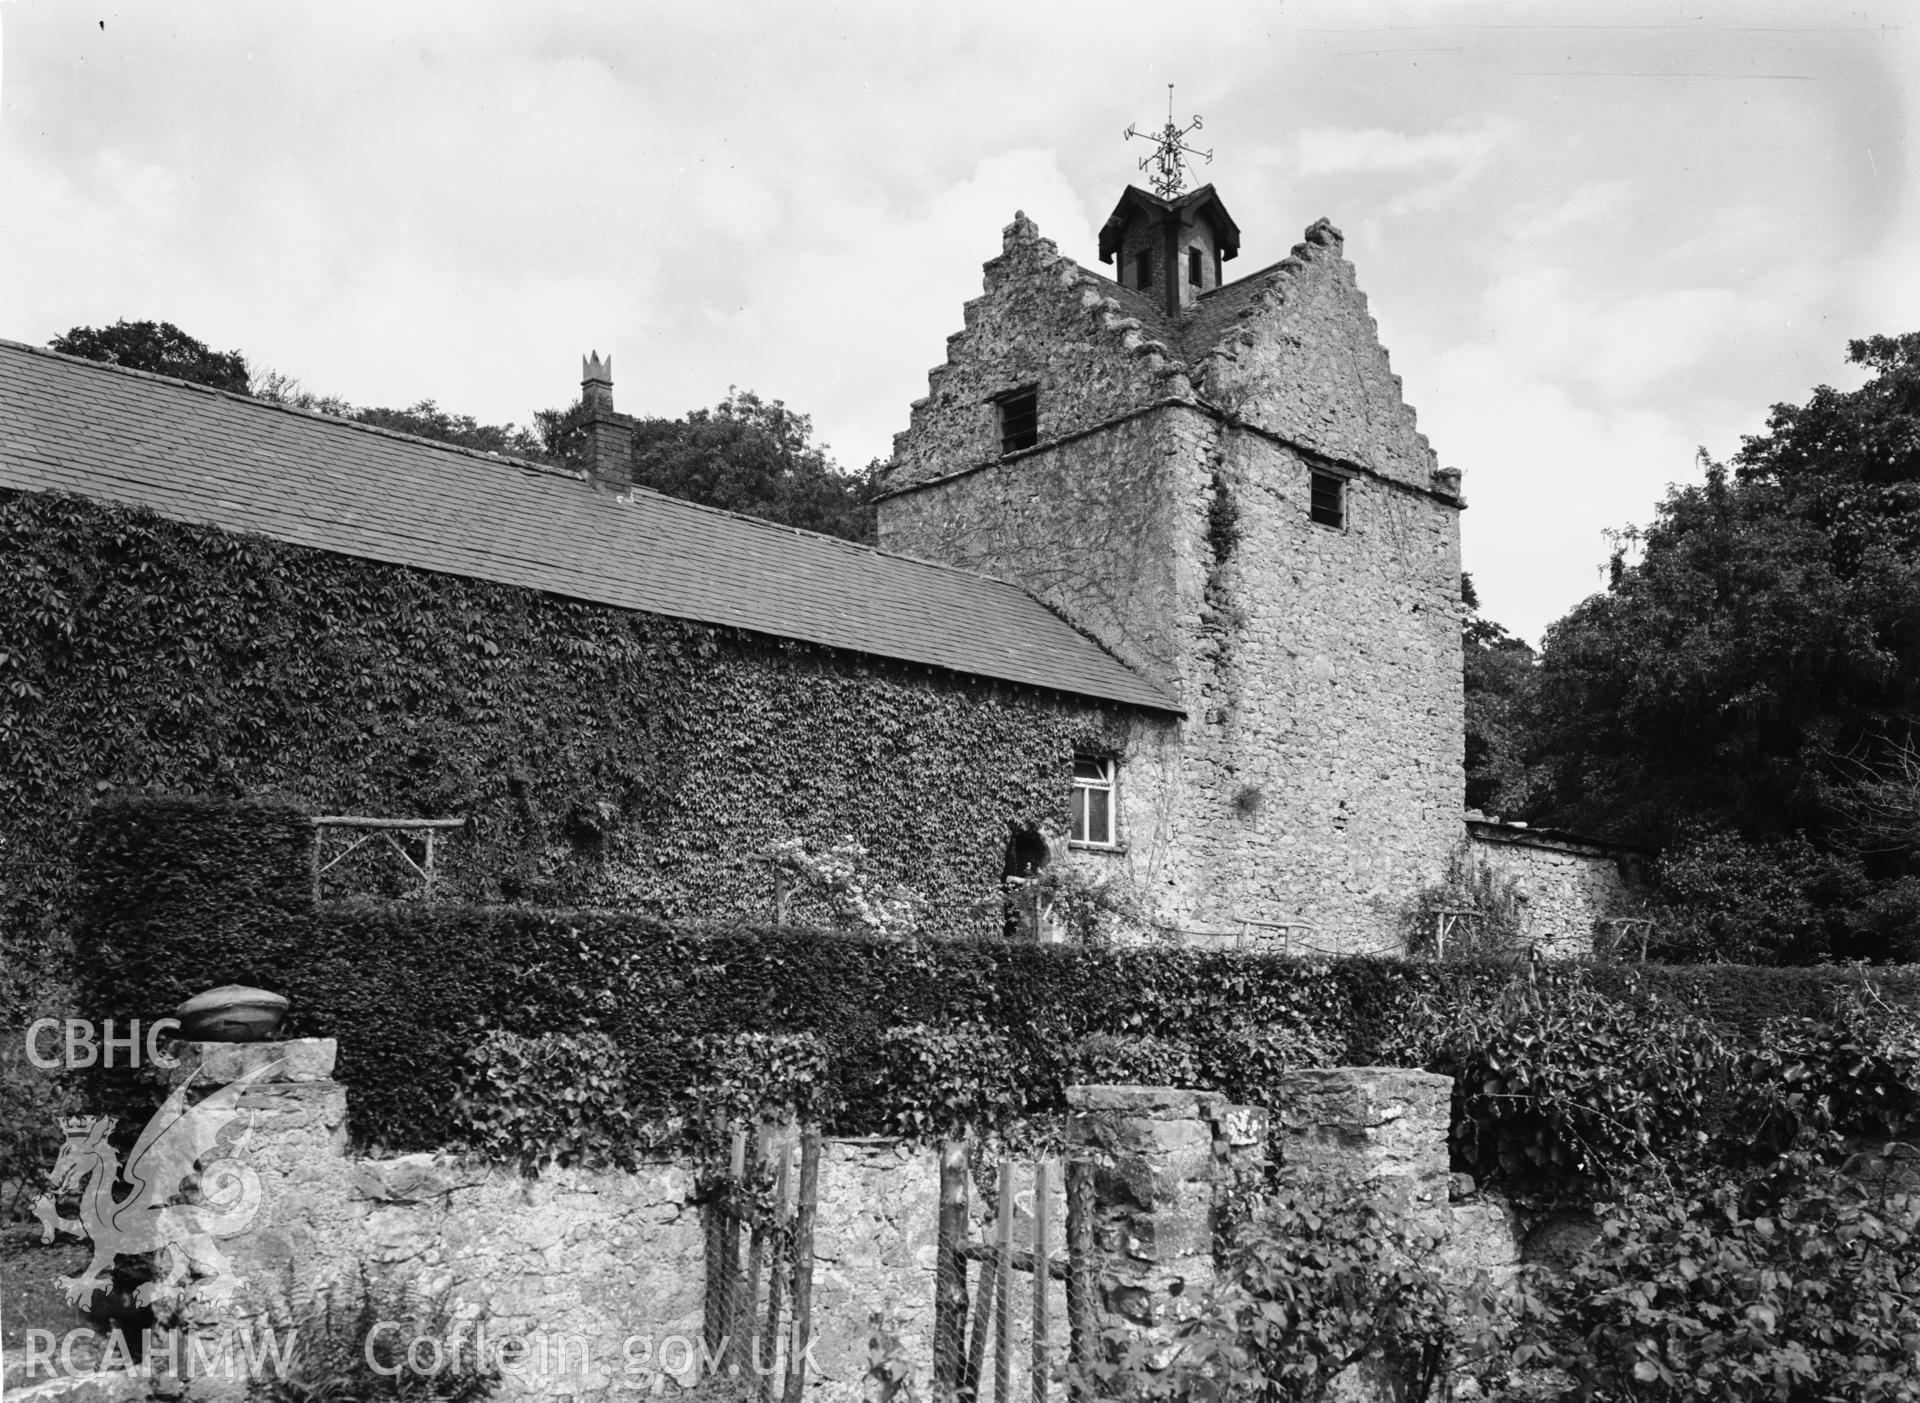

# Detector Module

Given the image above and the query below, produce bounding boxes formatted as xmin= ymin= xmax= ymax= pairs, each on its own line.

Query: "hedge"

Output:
xmin=73 ymin=798 xmax=1920 ymax=1154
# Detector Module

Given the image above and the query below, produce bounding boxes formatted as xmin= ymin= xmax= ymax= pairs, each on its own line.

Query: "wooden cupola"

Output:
xmin=1097 ymin=184 xmax=1242 ymax=318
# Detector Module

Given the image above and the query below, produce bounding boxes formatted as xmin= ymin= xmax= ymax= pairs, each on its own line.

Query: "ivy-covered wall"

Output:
xmin=68 ymin=796 xmax=1920 ymax=1159
xmin=0 ymin=487 xmax=1135 ymax=977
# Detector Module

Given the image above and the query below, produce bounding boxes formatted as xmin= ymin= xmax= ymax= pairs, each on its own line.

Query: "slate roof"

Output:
xmin=0 ymin=339 xmax=1179 ymax=714
xmin=1077 ymin=254 xmax=1293 ymax=362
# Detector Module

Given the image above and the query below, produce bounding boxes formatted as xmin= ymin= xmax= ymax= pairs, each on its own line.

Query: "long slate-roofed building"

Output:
xmin=2 ymin=173 xmax=1641 ymax=953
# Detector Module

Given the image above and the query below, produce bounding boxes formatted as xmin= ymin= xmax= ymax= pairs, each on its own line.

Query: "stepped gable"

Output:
xmin=886 ymin=211 xmax=1196 ymax=490
xmin=886 ymin=208 xmax=1443 ymax=496
xmin=0 ymin=338 xmax=1179 ymax=714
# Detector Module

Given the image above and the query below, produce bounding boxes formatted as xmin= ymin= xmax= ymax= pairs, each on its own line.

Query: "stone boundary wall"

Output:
xmin=187 ymin=1044 xmax=949 ymax=1402
xmin=1467 ymin=819 xmax=1648 ymax=958
xmin=17 ymin=1044 xmax=1541 ymax=1403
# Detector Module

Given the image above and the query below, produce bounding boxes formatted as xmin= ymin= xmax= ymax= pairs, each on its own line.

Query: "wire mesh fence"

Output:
xmin=932 ymin=1145 xmax=1099 ymax=1403
xmin=702 ymin=1121 xmax=820 ymax=1402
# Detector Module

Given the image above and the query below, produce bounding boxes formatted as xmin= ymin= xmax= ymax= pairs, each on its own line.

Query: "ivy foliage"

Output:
xmin=1384 ymin=969 xmax=1727 ymax=1194
xmin=2 ymin=487 xmax=1123 ymax=995
xmin=1540 ymin=1151 xmax=1920 ymax=1402
xmin=1733 ymin=981 xmax=1920 ymax=1159
xmin=67 ymin=797 xmax=1920 ymax=1181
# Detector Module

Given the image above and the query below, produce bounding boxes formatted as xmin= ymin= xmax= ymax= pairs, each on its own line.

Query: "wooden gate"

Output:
xmin=703 ymin=1121 xmax=822 ymax=1402
xmin=932 ymin=1143 xmax=1098 ymax=1403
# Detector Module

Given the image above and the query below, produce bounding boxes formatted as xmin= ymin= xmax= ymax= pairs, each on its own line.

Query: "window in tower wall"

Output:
xmin=1310 ymin=470 xmax=1347 ymax=529
xmin=1134 ymin=249 xmax=1152 ymax=290
xmin=997 ymin=387 xmax=1039 ymax=455
xmin=1071 ymin=754 xmax=1117 ymax=847
xmin=1188 ymin=246 xmax=1203 ymax=287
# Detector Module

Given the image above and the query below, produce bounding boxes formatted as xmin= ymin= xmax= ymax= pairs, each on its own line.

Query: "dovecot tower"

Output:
xmin=874 ymin=169 xmax=1466 ymax=952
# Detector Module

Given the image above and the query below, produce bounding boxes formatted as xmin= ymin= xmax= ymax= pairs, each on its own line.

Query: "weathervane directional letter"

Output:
xmin=1124 ymin=84 xmax=1212 ymax=199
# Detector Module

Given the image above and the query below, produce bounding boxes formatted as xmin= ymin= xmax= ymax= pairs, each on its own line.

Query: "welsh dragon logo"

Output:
xmin=33 ymin=1062 xmax=278 ymax=1309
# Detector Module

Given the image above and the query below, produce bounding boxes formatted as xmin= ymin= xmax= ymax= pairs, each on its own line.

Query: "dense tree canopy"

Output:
xmin=355 ymin=400 xmax=546 ymax=459
xmin=1461 ymin=572 xmax=1540 ymax=817
xmin=50 ymin=320 xmax=250 ymax=394
xmin=54 ymin=320 xmax=877 ymax=543
xmin=625 ymin=390 xmax=880 ymax=542
xmin=1527 ymin=334 xmax=1920 ymax=847
xmin=1512 ymin=334 xmax=1920 ymax=961
xmin=528 ymin=389 xmax=880 ymax=541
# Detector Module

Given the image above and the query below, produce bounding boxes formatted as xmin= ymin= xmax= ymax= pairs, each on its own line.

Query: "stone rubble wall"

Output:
xmin=1467 ymin=825 xmax=1646 ymax=958
xmin=885 ymin=212 xmax=1192 ymax=491
xmin=1193 ymin=222 xmax=1442 ymax=493
xmin=127 ymin=1049 xmax=1529 ymax=1403
xmin=879 ymin=411 xmax=1204 ymax=690
xmin=1184 ymin=430 xmax=1462 ymax=951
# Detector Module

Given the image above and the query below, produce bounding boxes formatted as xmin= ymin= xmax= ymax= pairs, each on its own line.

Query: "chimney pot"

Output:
xmin=578 ymin=349 xmax=631 ymax=492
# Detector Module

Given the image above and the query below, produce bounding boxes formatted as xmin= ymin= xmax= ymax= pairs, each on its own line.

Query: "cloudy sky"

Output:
xmin=2 ymin=0 xmax=1914 ymax=641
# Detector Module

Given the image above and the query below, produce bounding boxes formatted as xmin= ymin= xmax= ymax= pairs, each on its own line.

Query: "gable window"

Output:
xmin=997 ymin=387 xmax=1039 ymax=454
xmin=1071 ymin=754 xmax=1117 ymax=846
xmin=1188 ymin=246 xmax=1203 ymax=287
xmin=1309 ymin=470 xmax=1346 ymax=529
xmin=1134 ymin=249 xmax=1153 ymax=290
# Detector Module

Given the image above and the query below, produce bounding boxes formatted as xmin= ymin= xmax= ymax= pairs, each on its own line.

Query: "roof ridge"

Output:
xmin=0 ymin=337 xmax=581 ymax=483
xmin=3 ymin=335 xmax=1178 ymax=706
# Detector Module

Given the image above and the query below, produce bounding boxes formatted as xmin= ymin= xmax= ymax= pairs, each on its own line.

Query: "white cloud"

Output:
xmin=1294 ymin=124 xmax=1505 ymax=176
xmin=2 ymin=0 xmax=1914 ymax=644
xmin=1427 ymin=341 xmax=1717 ymax=643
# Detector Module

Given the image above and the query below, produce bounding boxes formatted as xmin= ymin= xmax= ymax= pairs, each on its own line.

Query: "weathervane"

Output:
xmin=1124 ymin=84 xmax=1211 ymax=199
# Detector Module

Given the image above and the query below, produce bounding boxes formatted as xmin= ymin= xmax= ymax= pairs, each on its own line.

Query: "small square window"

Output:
xmin=1134 ymin=249 xmax=1152 ymax=290
xmin=1071 ymin=754 xmax=1117 ymax=846
xmin=1188 ymin=246 xmax=1203 ymax=287
xmin=1310 ymin=470 xmax=1346 ymax=529
xmin=997 ymin=387 xmax=1038 ymax=454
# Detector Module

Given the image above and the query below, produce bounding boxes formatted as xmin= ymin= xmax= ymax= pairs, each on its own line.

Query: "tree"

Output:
xmin=624 ymin=389 xmax=880 ymax=543
xmin=54 ymin=318 xmax=881 ymax=543
xmin=1460 ymin=572 xmax=1541 ymax=816
xmin=49 ymin=320 xmax=250 ymax=394
xmin=528 ymin=389 xmax=881 ymax=542
xmin=1519 ymin=334 xmax=1920 ymax=961
xmin=354 ymin=400 xmax=544 ymax=459
xmin=1528 ymin=335 xmax=1920 ymax=851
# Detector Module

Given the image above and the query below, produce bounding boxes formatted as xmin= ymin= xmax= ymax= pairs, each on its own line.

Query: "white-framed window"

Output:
xmin=1070 ymin=754 xmax=1117 ymax=846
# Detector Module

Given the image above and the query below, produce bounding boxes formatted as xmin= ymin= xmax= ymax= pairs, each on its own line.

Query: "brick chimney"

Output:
xmin=580 ymin=351 xmax=632 ymax=492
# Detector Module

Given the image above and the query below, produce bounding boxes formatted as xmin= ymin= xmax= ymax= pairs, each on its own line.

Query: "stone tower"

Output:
xmin=875 ymin=183 xmax=1465 ymax=953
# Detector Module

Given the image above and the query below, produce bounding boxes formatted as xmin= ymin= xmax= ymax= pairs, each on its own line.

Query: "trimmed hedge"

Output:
xmin=72 ymin=798 xmax=1920 ymax=1155
xmin=74 ymin=795 xmax=318 ymax=1019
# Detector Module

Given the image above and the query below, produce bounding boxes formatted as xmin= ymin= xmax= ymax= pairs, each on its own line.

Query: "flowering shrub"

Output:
xmin=1401 ymin=842 xmax=1531 ymax=958
xmin=767 ymin=836 xmax=927 ymax=938
xmin=1013 ymin=861 xmax=1177 ymax=946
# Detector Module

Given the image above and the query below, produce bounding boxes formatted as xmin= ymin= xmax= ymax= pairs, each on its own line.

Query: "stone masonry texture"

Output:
xmin=1468 ymin=824 xmax=1646 ymax=957
xmin=879 ymin=204 xmax=1465 ymax=952
xmin=108 ymin=1051 xmax=1521 ymax=1403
